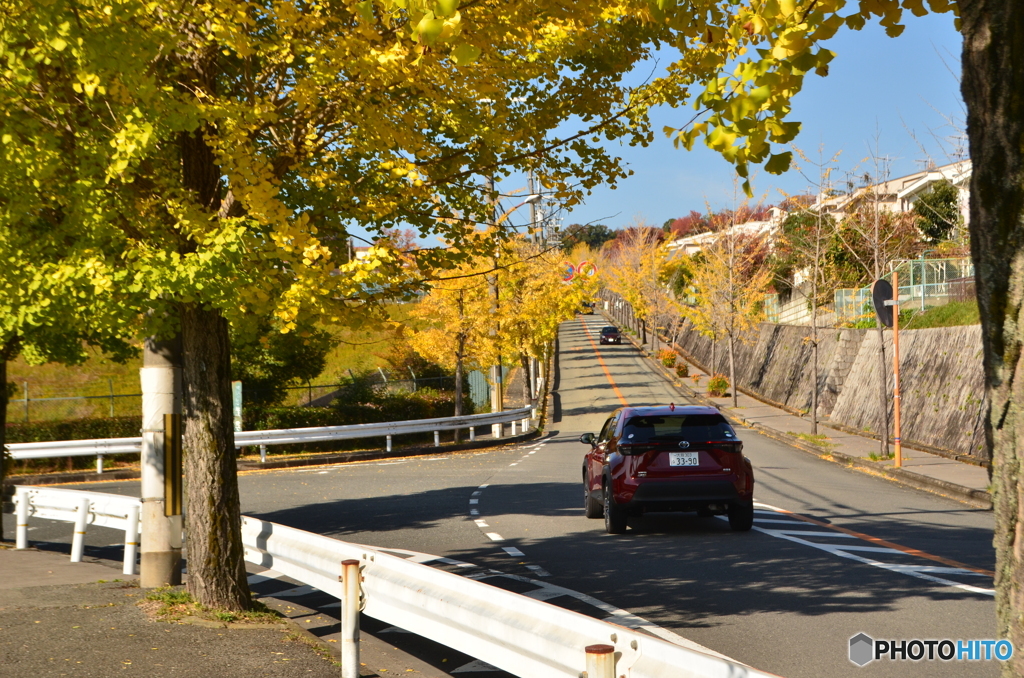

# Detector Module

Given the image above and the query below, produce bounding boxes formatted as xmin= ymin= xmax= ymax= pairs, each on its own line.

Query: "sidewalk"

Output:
xmin=615 ymin=320 xmax=992 ymax=510
xmin=0 ymin=545 xmax=450 ymax=677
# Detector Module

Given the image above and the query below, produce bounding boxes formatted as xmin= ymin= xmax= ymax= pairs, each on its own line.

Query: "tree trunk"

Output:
xmin=875 ymin=323 xmax=890 ymax=457
xmin=521 ymin=353 xmax=531 ymax=407
xmin=728 ymin=333 xmax=737 ymax=408
xmin=180 ymin=303 xmax=251 ymax=612
xmin=0 ymin=336 xmax=19 ymax=542
xmin=960 ymin=0 xmax=1024 ymax=665
xmin=810 ymin=321 xmax=819 ymax=436
xmin=711 ymin=340 xmax=717 ymax=376
xmin=454 ymin=334 xmax=464 ymax=444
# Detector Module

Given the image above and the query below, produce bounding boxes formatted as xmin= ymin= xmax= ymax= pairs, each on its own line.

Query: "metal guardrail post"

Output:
xmin=124 ymin=505 xmax=140 ymax=575
xmin=15 ymin=488 xmax=28 ymax=549
xmin=585 ymin=644 xmax=615 ymax=678
xmin=340 ymin=559 xmax=361 ymax=678
xmin=469 ymin=427 xmax=475 ymax=441
xmin=386 ymin=435 xmax=392 ymax=452
xmin=97 ymin=453 xmax=104 ymax=475
xmin=433 ymin=431 xmax=440 ymax=447
xmin=260 ymin=444 xmax=267 ymax=463
xmin=70 ymin=497 xmax=89 ymax=563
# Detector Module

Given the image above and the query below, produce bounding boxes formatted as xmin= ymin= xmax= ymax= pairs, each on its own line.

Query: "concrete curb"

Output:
xmin=610 ymin=315 xmax=993 ymax=510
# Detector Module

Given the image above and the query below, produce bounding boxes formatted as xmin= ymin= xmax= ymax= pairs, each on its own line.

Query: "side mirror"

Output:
xmin=579 ymin=433 xmax=596 ymax=446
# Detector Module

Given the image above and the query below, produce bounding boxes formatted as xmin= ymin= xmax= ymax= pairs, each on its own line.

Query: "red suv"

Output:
xmin=580 ymin=405 xmax=754 ymax=533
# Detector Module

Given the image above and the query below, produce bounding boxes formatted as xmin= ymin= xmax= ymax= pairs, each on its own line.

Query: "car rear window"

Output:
xmin=601 ymin=327 xmax=618 ymax=334
xmin=621 ymin=414 xmax=735 ymax=443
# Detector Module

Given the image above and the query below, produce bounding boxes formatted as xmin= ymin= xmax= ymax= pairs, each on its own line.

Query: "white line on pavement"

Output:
xmin=502 ymin=547 xmax=525 ymax=557
xmin=486 ymin=532 xmax=504 ymax=541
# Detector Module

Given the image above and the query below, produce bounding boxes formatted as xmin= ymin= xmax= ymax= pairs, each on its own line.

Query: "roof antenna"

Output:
xmin=669 ymin=402 xmax=675 ymax=411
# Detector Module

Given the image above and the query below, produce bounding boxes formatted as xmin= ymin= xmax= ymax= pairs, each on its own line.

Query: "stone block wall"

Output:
xmin=668 ymin=320 xmax=986 ymax=459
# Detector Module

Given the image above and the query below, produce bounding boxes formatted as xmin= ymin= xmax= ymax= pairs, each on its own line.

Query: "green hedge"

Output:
xmin=5 ymin=416 xmax=141 ymax=475
xmin=6 ymin=416 xmax=140 ymax=444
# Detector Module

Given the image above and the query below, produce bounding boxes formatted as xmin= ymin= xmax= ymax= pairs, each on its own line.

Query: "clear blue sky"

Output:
xmin=556 ymin=12 xmax=964 ymax=231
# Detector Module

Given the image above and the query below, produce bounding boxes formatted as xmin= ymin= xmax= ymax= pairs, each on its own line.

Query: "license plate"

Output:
xmin=669 ymin=452 xmax=699 ymax=467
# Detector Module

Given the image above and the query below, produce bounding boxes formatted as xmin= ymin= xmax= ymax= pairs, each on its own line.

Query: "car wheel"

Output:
xmin=584 ymin=482 xmax=603 ymax=519
xmin=728 ymin=501 xmax=754 ymax=532
xmin=604 ymin=483 xmax=627 ymax=534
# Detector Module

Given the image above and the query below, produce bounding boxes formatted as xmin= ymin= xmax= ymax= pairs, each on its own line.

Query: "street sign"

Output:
xmin=578 ymin=261 xmax=598 ymax=277
xmin=561 ymin=261 xmax=576 ymax=282
xmin=871 ymin=279 xmax=893 ymax=328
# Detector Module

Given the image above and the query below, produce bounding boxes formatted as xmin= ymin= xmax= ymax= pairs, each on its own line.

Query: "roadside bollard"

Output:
xmin=434 ymin=431 xmax=440 ymax=447
xmin=124 ymin=505 xmax=140 ymax=575
xmin=97 ymin=454 xmax=104 ymax=474
xmin=511 ymin=420 xmax=518 ymax=435
xmin=260 ymin=444 xmax=267 ymax=463
xmin=340 ymin=559 xmax=361 ymax=678
xmin=70 ymin=498 xmax=90 ymax=563
xmin=386 ymin=435 xmax=392 ymax=453
xmin=15 ymin=488 xmax=28 ymax=549
xmin=585 ymin=644 xmax=615 ymax=678
xmin=522 ymin=417 xmax=530 ymax=433
xmin=469 ymin=427 xmax=475 ymax=441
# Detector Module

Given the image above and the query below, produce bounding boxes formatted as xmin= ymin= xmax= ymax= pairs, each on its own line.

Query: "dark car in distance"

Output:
xmin=599 ymin=326 xmax=621 ymax=344
xmin=580 ymin=301 xmax=595 ymax=315
xmin=580 ymin=405 xmax=754 ymax=534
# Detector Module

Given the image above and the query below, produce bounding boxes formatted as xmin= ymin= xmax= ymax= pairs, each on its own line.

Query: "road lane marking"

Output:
xmin=579 ymin=320 xmax=629 ymax=406
xmin=486 ymin=532 xmax=504 ymax=541
xmin=525 ymin=565 xmax=552 ymax=577
xmin=469 ymin=498 xmax=479 ymax=504
xmin=746 ymin=502 xmax=995 ymax=595
xmin=474 ymin=519 xmax=489 ymax=528
xmin=502 ymin=547 xmax=525 ymax=557
xmin=755 ymin=501 xmax=995 ymax=577
xmin=470 ymin=509 xmax=479 ymax=515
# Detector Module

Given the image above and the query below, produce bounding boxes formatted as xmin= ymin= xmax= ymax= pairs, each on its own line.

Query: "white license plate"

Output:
xmin=669 ymin=452 xmax=699 ymax=467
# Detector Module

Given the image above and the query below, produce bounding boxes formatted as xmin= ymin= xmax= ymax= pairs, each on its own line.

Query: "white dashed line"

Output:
xmin=525 ymin=565 xmax=552 ymax=577
xmin=474 ymin=519 xmax=489 ymax=528
xmin=469 ymin=498 xmax=479 ymax=504
xmin=471 ymin=491 xmax=481 ymax=497
xmin=470 ymin=509 xmax=479 ymax=516
xmin=478 ymin=484 xmax=489 ymax=489
xmin=502 ymin=547 xmax=525 ymax=557
xmin=486 ymin=533 xmax=504 ymax=542
xmin=509 ymin=463 xmax=518 ymax=466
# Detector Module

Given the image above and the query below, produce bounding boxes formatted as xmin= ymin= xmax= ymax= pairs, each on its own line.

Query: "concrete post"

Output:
xmin=70 ymin=497 xmax=89 ymax=563
xmin=15 ymin=488 xmax=28 ymax=549
xmin=140 ymin=336 xmax=182 ymax=588
xmin=341 ymin=559 xmax=361 ymax=678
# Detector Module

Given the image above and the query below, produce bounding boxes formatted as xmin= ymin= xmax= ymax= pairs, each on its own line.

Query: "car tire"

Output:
xmin=604 ymin=483 xmax=628 ymax=534
xmin=728 ymin=501 xmax=754 ymax=532
xmin=585 ymin=483 xmax=604 ymax=519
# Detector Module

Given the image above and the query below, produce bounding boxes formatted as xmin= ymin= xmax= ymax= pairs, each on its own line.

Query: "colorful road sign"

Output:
xmin=562 ymin=262 xmax=576 ymax=282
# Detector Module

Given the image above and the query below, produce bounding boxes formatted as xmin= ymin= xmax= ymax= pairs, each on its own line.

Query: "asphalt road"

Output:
xmin=12 ymin=315 xmax=999 ymax=677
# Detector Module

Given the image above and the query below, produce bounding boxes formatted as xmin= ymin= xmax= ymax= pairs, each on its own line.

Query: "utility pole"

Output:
xmin=140 ymin=335 xmax=182 ymax=587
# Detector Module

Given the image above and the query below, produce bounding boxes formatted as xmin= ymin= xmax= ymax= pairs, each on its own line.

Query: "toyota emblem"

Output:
xmin=678 ymin=441 xmax=690 ymax=449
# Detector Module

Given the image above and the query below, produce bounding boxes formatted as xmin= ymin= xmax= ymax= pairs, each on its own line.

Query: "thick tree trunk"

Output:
xmin=180 ymin=304 xmax=251 ymax=611
xmin=960 ymin=0 xmax=1024 ymax=666
xmin=0 ymin=336 xmax=19 ymax=542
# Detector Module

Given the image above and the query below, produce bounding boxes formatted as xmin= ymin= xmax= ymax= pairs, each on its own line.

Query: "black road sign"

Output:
xmin=872 ymin=279 xmax=893 ymax=328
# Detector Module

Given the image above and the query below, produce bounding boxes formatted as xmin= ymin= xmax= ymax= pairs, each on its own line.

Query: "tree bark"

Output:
xmin=960 ymin=0 xmax=1024 ymax=666
xmin=180 ymin=303 xmax=251 ymax=611
xmin=875 ymin=323 xmax=890 ymax=457
xmin=0 ymin=336 xmax=19 ymax=542
xmin=728 ymin=333 xmax=737 ymax=407
xmin=454 ymin=333 xmax=465 ymax=444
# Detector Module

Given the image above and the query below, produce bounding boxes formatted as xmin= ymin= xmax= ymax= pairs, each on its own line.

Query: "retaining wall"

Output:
xmin=668 ymin=320 xmax=986 ymax=459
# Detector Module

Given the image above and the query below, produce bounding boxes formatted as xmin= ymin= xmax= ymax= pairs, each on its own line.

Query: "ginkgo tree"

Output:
xmin=1 ymin=0 xmax=669 ymax=610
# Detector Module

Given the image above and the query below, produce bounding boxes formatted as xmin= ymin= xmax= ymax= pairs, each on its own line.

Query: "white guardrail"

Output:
xmin=14 ymin=486 xmax=140 ymax=575
xmin=5 ymin=406 xmax=535 ymax=473
xmin=12 ymin=486 xmax=775 ymax=678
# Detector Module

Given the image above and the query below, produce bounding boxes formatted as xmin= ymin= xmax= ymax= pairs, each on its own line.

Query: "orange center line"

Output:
xmin=579 ymin=320 xmax=629 ymax=407
xmin=767 ymin=505 xmax=995 ymax=577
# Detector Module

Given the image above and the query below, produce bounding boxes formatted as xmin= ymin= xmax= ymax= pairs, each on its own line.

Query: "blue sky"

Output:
xmin=500 ymin=11 xmax=965 ymax=233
